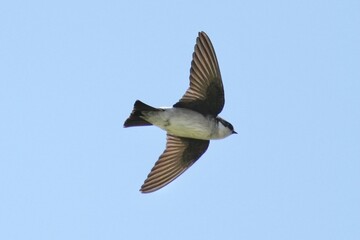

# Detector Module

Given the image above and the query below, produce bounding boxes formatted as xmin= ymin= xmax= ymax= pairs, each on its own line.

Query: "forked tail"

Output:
xmin=123 ymin=100 xmax=157 ymax=127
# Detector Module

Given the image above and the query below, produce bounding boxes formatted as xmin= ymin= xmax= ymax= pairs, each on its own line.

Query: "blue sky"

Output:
xmin=1 ymin=0 xmax=360 ymax=239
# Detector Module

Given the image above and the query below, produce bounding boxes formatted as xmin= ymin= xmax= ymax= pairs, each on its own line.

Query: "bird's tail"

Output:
xmin=123 ymin=100 xmax=158 ymax=127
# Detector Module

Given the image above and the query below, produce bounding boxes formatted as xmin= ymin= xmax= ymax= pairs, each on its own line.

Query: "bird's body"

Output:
xmin=124 ymin=32 xmax=236 ymax=193
xmin=140 ymin=107 xmax=233 ymax=140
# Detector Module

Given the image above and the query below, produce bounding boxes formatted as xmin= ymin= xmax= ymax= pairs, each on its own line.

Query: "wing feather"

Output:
xmin=140 ymin=134 xmax=209 ymax=193
xmin=173 ymin=32 xmax=224 ymax=116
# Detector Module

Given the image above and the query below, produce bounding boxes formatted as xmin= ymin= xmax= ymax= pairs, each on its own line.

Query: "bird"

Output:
xmin=124 ymin=31 xmax=236 ymax=193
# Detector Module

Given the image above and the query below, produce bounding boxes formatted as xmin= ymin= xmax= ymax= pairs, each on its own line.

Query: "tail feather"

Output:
xmin=124 ymin=100 xmax=157 ymax=127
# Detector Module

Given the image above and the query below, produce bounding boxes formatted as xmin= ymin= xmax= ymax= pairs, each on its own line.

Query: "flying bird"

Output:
xmin=124 ymin=31 xmax=236 ymax=193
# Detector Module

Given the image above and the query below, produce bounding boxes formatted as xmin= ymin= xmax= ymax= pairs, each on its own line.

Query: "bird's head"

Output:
xmin=217 ymin=117 xmax=237 ymax=138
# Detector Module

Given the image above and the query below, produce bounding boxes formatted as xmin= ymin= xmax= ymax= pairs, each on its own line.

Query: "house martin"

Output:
xmin=124 ymin=31 xmax=236 ymax=193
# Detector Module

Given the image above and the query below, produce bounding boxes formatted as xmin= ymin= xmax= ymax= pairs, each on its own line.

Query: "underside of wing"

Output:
xmin=140 ymin=134 xmax=210 ymax=193
xmin=174 ymin=31 xmax=224 ymax=116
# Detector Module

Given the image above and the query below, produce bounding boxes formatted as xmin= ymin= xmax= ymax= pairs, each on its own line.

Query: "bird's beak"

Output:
xmin=233 ymin=130 xmax=237 ymax=134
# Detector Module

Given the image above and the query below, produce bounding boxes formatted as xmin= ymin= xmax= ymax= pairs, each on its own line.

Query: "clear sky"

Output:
xmin=1 ymin=1 xmax=359 ymax=239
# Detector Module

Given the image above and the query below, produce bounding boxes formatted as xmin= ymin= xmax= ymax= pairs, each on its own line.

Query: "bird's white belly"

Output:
xmin=165 ymin=117 xmax=212 ymax=139
xmin=145 ymin=108 xmax=215 ymax=140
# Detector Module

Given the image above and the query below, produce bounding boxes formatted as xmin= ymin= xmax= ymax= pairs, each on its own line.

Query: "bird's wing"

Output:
xmin=173 ymin=31 xmax=224 ymax=116
xmin=140 ymin=134 xmax=209 ymax=193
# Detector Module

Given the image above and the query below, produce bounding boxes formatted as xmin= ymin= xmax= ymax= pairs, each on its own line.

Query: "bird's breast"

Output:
xmin=145 ymin=108 xmax=216 ymax=140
